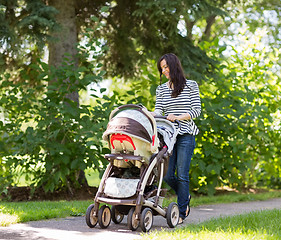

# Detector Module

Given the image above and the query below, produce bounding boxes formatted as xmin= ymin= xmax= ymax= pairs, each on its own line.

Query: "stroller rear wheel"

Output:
xmin=85 ymin=204 xmax=98 ymax=228
xmin=140 ymin=208 xmax=153 ymax=232
xmin=127 ymin=207 xmax=139 ymax=231
xmin=98 ymin=205 xmax=111 ymax=229
xmin=166 ymin=202 xmax=179 ymax=228
xmin=111 ymin=205 xmax=124 ymax=224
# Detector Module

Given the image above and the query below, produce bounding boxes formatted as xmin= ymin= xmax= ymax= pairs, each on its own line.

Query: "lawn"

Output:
xmin=0 ymin=200 xmax=93 ymax=226
xmin=141 ymin=209 xmax=281 ymax=240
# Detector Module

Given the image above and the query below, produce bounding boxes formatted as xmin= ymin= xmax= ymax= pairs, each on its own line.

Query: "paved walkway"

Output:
xmin=0 ymin=198 xmax=281 ymax=240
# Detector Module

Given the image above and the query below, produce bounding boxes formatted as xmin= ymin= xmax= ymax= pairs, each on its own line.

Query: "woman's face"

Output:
xmin=160 ymin=59 xmax=170 ymax=80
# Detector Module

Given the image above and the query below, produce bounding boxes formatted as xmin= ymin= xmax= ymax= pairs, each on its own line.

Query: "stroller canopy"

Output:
xmin=103 ymin=107 xmax=154 ymax=144
xmin=155 ymin=118 xmax=178 ymax=155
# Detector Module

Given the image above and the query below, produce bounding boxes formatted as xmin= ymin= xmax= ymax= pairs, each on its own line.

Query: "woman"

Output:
xmin=153 ymin=53 xmax=201 ymax=224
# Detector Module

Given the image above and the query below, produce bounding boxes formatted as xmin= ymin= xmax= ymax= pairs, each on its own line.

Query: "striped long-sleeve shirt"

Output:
xmin=154 ymin=79 xmax=201 ymax=135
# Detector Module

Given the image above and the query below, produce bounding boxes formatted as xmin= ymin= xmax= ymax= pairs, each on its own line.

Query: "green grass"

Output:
xmin=142 ymin=190 xmax=281 ymax=240
xmin=0 ymin=200 xmax=93 ymax=226
xmin=141 ymin=209 xmax=281 ymax=240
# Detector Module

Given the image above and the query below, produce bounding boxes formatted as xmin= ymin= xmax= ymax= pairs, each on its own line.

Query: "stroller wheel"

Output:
xmin=85 ymin=204 xmax=98 ymax=228
xmin=140 ymin=208 xmax=153 ymax=232
xmin=166 ymin=202 xmax=179 ymax=228
xmin=98 ymin=205 xmax=111 ymax=229
xmin=127 ymin=207 xmax=139 ymax=231
xmin=111 ymin=205 xmax=124 ymax=224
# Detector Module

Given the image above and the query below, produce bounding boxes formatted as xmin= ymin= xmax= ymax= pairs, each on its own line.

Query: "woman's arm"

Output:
xmin=167 ymin=112 xmax=191 ymax=121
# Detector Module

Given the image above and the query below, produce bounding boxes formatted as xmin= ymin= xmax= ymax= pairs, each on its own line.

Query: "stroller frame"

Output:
xmin=86 ymin=104 xmax=180 ymax=232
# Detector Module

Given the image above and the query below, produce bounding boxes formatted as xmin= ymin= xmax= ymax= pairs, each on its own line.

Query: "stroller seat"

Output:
xmin=103 ymin=105 xmax=159 ymax=167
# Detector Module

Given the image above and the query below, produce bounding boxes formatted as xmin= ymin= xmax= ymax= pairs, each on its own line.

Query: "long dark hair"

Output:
xmin=157 ymin=53 xmax=186 ymax=97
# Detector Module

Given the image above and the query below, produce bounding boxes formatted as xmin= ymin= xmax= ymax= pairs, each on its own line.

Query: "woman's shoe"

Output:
xmin=185 ymin=195 xmax=191 ymax=217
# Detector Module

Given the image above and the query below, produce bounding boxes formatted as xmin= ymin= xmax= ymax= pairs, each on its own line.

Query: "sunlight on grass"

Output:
xmin=145 ymin=229 xmax=272 ymax=240
xmin=0 ymin=213 xmax=19 ymax=226
xmin=141 ymin=209 xmax=281 ymax=240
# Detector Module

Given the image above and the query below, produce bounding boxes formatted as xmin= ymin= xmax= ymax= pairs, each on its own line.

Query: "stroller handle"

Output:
xmin=154 ymin=115 xmax=181 ymax=129
xmin=109 ymin=104 xmax=145 ymax=120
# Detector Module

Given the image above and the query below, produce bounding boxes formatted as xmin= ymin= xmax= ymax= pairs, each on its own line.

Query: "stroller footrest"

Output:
xmin=97 ymin=196 xmax=137 ymax=205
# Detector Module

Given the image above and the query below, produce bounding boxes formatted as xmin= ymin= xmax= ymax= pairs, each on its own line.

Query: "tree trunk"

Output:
xmin=185 ymin=19 xmax=196 ymax=40
xmin=47 ymin=0 xmax=89 ymax=190
xmin=48 ymin=0 xmax=79 ymax=103
xmin=202 ymin=15 xmax=217 ymax=41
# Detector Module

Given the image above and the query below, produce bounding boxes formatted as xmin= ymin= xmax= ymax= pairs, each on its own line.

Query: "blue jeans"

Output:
xmin=164 ymin=134 xmax=195 ymax=219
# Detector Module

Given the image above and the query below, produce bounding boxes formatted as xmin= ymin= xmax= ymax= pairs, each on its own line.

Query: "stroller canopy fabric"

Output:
xmin=155 ymin=118 xmax=177 ymax=155
xmin=103 ymin=109 xmax=154 ymax=143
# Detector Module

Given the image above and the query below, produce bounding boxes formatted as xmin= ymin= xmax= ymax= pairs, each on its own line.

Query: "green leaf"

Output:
xmin=101 ymin=6 xmax=109 ymax=12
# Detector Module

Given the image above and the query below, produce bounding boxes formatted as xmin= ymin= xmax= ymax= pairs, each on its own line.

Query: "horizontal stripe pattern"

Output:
xmin=155 ymin=80 xmax=201 ymax=135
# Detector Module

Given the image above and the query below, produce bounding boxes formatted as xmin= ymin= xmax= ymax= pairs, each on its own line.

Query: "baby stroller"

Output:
xmin=85 ymin=104 xmax=180 ymax=232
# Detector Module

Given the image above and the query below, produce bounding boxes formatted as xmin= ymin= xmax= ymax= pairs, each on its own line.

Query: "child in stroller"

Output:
xmin=85 ymin=104 xmax=181 ymax=232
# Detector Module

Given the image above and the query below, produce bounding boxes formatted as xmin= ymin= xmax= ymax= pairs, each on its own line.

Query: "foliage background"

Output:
xmin=0 ymin=0 xmax=280 ymax=195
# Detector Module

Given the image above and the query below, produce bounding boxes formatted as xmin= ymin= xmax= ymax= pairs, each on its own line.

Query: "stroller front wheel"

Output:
xmin=85 ymin=204 xmax=98 ymax=228
xmin=98 ymin=205 xmax=112 ymax=229
xmin=166 ymin=202 xmax=179 ymax=228
xmin=140 ymin=208 xmax=153 ymax=232
xmin=127 ymin=207 xmax=139 ymax=231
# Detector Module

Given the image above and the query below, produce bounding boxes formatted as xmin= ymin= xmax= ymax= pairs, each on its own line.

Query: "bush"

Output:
xmin=0 ymin=24 xmax=115 ymax=193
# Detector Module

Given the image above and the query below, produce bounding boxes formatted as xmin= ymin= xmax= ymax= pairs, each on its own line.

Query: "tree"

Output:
xmin=1 ymin=0 xmax=227 ymax=80
xmin=0 ymin=0 xmax=227 ymax=193
xmin=0 ymin=0 xmax=57 ymax=77
xmin=1 ymin=0 xmax=280 ymax=195
xmin=0 ymin=28 xmax=112 ymax=193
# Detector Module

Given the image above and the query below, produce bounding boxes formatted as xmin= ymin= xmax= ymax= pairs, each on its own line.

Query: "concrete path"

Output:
xmin=1 ymin=198 xmax=280 ymax=240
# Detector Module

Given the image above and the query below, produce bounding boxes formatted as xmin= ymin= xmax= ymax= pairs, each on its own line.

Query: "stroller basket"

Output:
xmin=104 ymin=177 xmax=139 ymax=198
